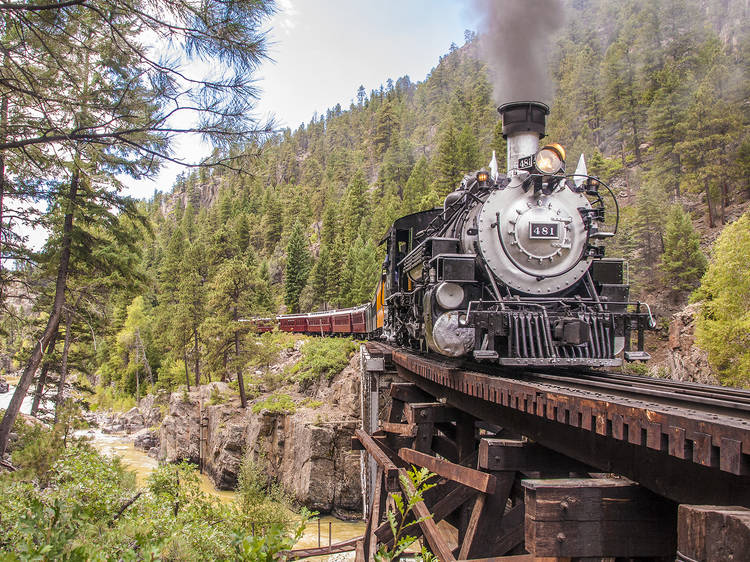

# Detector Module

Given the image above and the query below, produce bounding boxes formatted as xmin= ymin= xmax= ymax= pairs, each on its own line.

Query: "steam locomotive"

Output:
xmin=256 ymin=101 xmax=653 ymax=368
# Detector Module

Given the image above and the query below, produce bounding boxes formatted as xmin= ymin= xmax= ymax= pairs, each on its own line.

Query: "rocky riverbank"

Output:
xmin=90 ymin=351 xmax=363 ymax=518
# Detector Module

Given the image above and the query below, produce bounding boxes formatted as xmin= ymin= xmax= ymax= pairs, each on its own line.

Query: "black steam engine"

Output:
xmin=382 ymin=102 xmax=654 ymax=367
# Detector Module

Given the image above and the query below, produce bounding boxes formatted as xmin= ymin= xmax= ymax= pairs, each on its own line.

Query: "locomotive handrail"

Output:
xmin=566 ymin=173 xmax=620 ymax=235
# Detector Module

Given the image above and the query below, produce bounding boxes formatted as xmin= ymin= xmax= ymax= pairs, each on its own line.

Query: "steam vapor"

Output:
xmin=472 ymin=0 xmax=566 ymax=105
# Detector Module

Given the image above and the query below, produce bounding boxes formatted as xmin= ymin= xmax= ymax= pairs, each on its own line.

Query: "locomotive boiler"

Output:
xmin=381 ymin=101 xmax=653 ymax=367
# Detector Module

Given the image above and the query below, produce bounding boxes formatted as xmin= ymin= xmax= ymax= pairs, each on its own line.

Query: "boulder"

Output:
xmin=117 ymin=407 xmax=146 ymax=433
xmin=159 ymin=390 xmax=201 ymax=464
xmin=133 ymin=428 xmax=159 ymax=451
xmin=0 ymin=377 xmax=8 ymax=394
xmin=667 ymin=303 xmax=719 ymax=385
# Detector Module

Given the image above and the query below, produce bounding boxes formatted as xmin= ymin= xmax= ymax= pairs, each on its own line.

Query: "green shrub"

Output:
xmin=692 ymin=212 xmax=750 ymax=387
xmin=587 ymin=148 xmax=624 ymax=183
xmin=246 ymin=330 xmax=298 ymax=370
xmin=234 ymin=454 xmax=292 ymax=529
xmin=208 ymin=386 xmax=228 ymax=405
xmin=90 ymin=385 xmax=136 ymax=412
xmin=251 ymin=393 xmax=296 ymax=415
xmin=0 ymin=425 xmax=308 ymax=561
xmin=289 ymin=337 xmax=357 ymax=386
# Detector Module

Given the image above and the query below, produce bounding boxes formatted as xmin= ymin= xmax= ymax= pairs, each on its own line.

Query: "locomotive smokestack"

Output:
xmin=498 ymin=101 xmax=549 ymax=178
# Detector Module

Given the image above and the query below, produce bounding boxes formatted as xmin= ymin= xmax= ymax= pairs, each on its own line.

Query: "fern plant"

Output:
xmin=374 ymin=466 xmax=438 ymax=562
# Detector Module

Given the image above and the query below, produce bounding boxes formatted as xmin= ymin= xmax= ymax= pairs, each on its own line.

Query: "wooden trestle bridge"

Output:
xmin=288 ymin=342 xmax=750 ymax=561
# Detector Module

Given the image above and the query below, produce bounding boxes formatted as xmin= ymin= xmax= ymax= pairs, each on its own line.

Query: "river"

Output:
xmin=1 ymin=384 xmax=366 ymax=559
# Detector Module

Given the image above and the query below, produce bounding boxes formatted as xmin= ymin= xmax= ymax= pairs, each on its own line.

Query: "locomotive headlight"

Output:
xmin=435 ymin=282 xmax=464 ymax=309
xmin=535 ymin=144 xmax=566 ymax=174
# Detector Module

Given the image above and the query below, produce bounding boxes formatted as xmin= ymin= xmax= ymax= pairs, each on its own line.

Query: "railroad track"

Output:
xmin=521 ymin=368 xmax=750 ymax=415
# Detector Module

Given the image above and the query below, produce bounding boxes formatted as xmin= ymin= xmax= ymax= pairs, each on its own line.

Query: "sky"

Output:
xmin=121 ymin=0 xmax=478 ymax=200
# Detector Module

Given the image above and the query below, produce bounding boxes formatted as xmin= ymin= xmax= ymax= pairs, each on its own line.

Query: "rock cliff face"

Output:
xmin=666 ymin=303 xmax=718 ymax=385
xmin=156 ymin=353 xmax=363 ymax=517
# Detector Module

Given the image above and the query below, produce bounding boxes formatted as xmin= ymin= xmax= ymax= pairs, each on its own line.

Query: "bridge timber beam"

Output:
xmin=390 ymin=348 xmax=750 ymax=506
xmin=357 ymin=342 xmax=750 ymax=559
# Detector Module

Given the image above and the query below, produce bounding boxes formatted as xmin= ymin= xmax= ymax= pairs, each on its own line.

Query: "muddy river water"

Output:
xmin=1 ymin=385 xmax=366 ymax=558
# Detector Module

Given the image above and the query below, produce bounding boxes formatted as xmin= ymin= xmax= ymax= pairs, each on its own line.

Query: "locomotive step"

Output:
xmin=473 ymin=350 xmax=499 ymax=361
xmin=624 ymin=351 xmax=651 ymax=362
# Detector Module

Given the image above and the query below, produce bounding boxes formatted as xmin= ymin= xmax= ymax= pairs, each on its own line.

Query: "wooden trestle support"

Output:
xmin=343 ymin=342 xmax=750 ymax=561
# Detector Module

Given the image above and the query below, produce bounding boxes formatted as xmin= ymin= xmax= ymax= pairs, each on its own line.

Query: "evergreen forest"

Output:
xmin=1 ymin=0 xmax=750 ymax=440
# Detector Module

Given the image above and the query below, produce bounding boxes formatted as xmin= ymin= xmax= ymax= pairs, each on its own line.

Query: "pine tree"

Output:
xmin=403 ymin=157 xmax=430 ymax=214
xmin=254 ymin=261 xmax=275 ymax=314
xmin=433 ymin=123 xmax=462 ymax=197
xmin=343 ymin=170 xmax=370 ymax=241
xmin=661 ymin=205 xmax=707 ymax=293
xmin=284 ymin=222 xmax=310 ymax=313
xmin=200 ymin=257 xmax=255 ymax=406
xmin=456 ymin=125 xmax=480 ymax=172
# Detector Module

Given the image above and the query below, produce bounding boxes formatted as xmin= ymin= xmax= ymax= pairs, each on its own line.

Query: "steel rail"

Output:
xmin=520 ymin=370 xmax=750 ymax=414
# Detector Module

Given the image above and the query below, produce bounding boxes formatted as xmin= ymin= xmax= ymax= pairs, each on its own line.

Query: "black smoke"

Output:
xmin=472 ymin=0 xmax=566 ymax=105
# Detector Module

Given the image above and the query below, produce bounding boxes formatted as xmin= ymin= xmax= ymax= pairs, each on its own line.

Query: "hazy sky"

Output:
xmin=122 ymin=0 xmax=478 ymax=200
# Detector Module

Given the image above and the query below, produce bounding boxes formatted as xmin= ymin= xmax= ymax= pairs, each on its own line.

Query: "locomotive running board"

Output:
xmin=496 ymin=357 xmax=622 ymax=367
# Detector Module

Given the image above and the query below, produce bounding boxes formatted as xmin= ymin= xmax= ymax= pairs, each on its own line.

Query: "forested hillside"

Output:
xmin=2 ymin=0 xmax=749 ymax=414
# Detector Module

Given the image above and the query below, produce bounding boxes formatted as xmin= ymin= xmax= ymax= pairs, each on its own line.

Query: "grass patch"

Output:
xmin=251 ymin=393 xmax=296 ymax=415
xmin=300 ymin=398 xmax=324 ymax=409
xmin=289 ymin=338 xmax=357 ymax=387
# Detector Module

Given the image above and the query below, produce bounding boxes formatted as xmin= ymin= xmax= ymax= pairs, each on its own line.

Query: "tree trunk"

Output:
xmin=135 ymin=328 xmax=153 ymax=385
xmin=235 ymin=329 xmax=246 ymax=409
xmin=183 ymin=346 xmax=191 ymax=391
xmin=30 ymin=331 xmax=59 ymax=417
xmin=54 ymin=306 xmax=75 ymax=424
xmin=193 ymin=328 xmax=200 ymax=387
xmin=705 ymin=178 xmax=715 ymax=229
xmin=0 ymin=55 xmax=8 ymax=305
xmin=0 ymin=169 xmax=79 ymax=456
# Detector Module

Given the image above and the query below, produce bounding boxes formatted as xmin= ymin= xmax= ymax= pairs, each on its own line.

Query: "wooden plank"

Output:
xmin=466 ymin=554 xmax=536 ymax=562
xmin=492 ymin=503 xmax=525 ymax=555
xmin=524 ymin=478 xmax=676 ymax=558
xmin=523 ymin=478 xmax=674 ymax=521
xmin=386 ymin=398 xmax=405 ymax=423
xmin=354 ymin=428 xmax=400 ymax=491
xmin=455 ymin=412 xmax=477 ymax=462
xmin=405 ymin=402 xmax=459 ymax=424
xmin=367 ymin=467 xmax=384 ymax=558
xmin=399 ymin=468 xmax=457 ymax=562
xmin=431 ymin=484 xmax=478 ymax=522
xmin=399 ymin=447 xmax=497 ymax=494
xmin=286 ymin=535 xmax=361 ymax=558
xmin=354 ymin=539 xmax=365 ymax=562
xmin=432 ymin=434 xmax=459 ymax=462
xmin=390 ymin=382 xmax=432 ymax=403
xmin=479 ymin=438 xmax=592 ymax=474
xmin=375 ymin=483 xmax=475 ymax=547
xmin=458 ymin=493 xmax=486 ymax=560
xmin=414 ymin=422 xmax=434 ymax=453
xmin=678 ymin=505 xmax=750 ymax=562
xmin=467 ymin=472 xmax=518 ymax=558
xmin=381 ymin=422 xmax=418 ymax=436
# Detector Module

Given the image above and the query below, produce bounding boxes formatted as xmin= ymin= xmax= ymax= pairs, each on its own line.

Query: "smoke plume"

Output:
xmin=473 ymin=0 xmax=566 ymax=106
